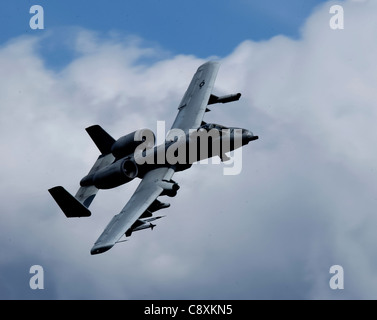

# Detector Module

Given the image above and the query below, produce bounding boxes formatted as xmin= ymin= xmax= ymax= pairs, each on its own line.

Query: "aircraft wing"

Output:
xmin=90 ymin=167 xmax=175 ymax=254
xmin=170 ymin=61 xmax=220 ymax=132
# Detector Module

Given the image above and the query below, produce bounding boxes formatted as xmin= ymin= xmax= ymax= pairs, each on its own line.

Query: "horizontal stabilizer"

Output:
xmin=86 ymin=125 xmax=116 ymax=155
xmin=48 ymin=186 xmax=91 ymax=218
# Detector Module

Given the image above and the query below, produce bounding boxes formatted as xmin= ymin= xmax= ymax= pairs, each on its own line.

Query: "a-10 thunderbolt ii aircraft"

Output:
xmin=48 ymin=61 xmax=259 ymax=255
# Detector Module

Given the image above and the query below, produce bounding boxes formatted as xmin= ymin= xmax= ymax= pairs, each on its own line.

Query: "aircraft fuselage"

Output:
xmin=80 ymin=123 xmax=258 ymax=190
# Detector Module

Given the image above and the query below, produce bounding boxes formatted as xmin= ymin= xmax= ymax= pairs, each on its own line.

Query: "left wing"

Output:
xmin=90 ymin=167 xmax=176 ymax=254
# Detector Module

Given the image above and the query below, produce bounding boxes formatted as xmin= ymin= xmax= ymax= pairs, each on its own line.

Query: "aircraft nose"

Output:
xmin=242 ymin=129 xmax=258 ymax=143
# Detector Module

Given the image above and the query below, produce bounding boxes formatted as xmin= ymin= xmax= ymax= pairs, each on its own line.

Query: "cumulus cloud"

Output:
xmin=1 ymin=0 xmax=377 ymax=299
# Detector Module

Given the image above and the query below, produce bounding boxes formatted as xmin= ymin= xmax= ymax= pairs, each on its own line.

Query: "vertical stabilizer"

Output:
xmin=86 ymin=125 xmax=116 ymax=155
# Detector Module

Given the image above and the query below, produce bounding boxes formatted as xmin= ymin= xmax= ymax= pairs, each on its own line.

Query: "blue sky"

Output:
xmin=3 ymin=0 xmax=377 ymax=301
xmin=2 ymin=0 xmax=329 ymax=61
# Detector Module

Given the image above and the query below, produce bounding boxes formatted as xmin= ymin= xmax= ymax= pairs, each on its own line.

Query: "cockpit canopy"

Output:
xmin=198 ymin=123 xmax=229 ymax=131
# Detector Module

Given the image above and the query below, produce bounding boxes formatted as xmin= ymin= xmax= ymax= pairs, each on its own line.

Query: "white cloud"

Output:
xmin=1 ymin=0 xmax=376 ymax=299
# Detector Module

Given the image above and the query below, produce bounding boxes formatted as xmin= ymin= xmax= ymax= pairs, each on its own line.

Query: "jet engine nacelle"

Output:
xmin=111 ymin=129 xmax=155 ymax=159
xmin=81 ymin=158 xmax=138 ymax=189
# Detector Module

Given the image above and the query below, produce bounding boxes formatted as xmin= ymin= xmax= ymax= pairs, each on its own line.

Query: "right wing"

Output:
xmin=170 ymin=61 xmax=220 ymax=132
xmin=90 ymin=167 xmax=176 ymax=255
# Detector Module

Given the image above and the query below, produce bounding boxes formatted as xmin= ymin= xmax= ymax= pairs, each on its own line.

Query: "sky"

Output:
xmin=1 ymin=0 xmax=377 ymax=300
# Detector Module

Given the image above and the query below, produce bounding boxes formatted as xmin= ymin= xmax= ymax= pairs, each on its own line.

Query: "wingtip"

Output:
xmin=199 ymin=60 xmax=221 ymax=70
xmin=90 ymin=244 xmax=114 ymax=255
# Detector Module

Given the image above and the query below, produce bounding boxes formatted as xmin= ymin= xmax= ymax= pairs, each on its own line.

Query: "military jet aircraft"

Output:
xmin=48 ymin=61 xmax=258 ymax=255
